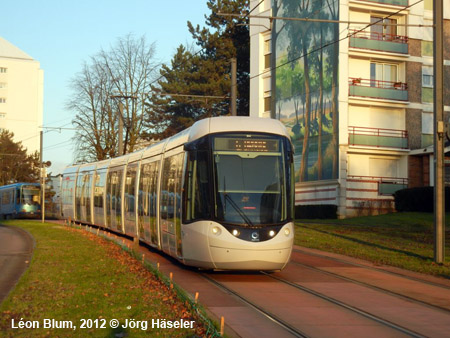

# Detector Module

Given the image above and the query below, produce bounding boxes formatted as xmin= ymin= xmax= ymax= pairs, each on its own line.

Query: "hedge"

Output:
xmin=394 ymin=186 xmax=450 ymax=212
xmin=295 ymin=204 xmax=338 ymax=219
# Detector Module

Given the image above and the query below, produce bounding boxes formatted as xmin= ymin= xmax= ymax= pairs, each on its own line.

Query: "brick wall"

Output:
xmin=405 ymin=108 xmax=422 ymax=150
xmin=406 ymin=62 xmax=422 ymax=103
xmin=408 ymin=155 xmax=430 ymax=187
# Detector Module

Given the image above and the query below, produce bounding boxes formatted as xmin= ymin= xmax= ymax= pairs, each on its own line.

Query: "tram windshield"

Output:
xmin=21 ymin=186 xmax=40 ymax=205
xmin=213 ymin=134 xmax=289 ymax=226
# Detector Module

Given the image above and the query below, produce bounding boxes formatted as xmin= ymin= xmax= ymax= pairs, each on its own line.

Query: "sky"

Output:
xmin=0 ymin=0 xmax=209 ymax=175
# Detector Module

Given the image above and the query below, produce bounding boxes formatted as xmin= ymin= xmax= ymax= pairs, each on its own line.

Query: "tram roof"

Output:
xmin=187 ymin=116 xmax=290 ymax=143
xmin=61 ymin=117 xmax=290 ymax=175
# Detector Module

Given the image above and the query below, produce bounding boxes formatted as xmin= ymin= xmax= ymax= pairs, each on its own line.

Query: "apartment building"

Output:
xmin=0 ymin=37 xmax=43 ymax=154
xmin=250 ymin=0 xmax=450 ymax=217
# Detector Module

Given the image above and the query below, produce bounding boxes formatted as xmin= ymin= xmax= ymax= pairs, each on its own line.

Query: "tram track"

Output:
xmin=292 ymin=247 xmax=450 ymax=291
xmin=201 ymin=269 xmax=429 ymax=338
xmin=201 ymin=273 xmax=309 ymax=338
xmin=68 ymin=223 xmax=450 ymax=337
xmin=260 ymin=271 xmax=425 ymax=338
xmin=288 ymin=258 xmax=450 ymax=314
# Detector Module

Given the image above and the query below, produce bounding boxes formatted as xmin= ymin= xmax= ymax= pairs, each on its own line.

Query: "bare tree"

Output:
xmin=67 ymin=34 xmax=159 ymax=162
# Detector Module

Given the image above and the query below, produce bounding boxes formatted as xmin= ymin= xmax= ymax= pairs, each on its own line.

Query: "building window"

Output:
xmin=421 ymin=112 xmax=433 ymax=147
xmin=0 ymin=113 xmax=6 ymax=119
xmin=263 ymin=35 xmax=271 ymax=70
xmin=422 ymin=66 xmax=433 ymax=103
xmin=370 ymin=62 xmax=398 ymax=86
xmin=421 ymin=41 xmax=433 ymax=57
xmin=370 ymin=16 xmax=397 ymax=41
xmin=0 ymin=68 xmax=6 ymax=73
xmin=264 ymin=95 xmax=271 ymax=113
xmin=0 ymin=83 xmax=6 ymax=89
xmin=422 ymin=66 xmax=433 ymax=88
xmin=369 ymin=158 xmax=398 ymax=178
xmin=0 ymin=98 xmax=6 ymax=103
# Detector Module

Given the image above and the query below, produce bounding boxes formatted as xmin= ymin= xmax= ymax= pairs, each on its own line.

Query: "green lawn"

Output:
xmin=0 ymin=220 xmax=209 ymax=338
xmin=295 ymin=212 xmax=450 ymax=278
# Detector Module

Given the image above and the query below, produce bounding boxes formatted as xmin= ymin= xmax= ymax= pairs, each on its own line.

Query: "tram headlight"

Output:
xmin=232 ymin=229 xmax=240 ymax=237
xmin=284 ymin=228 xmax=290 ymax=236
xmin=268 ymin=230 xmax=276 ymax=237
xmin=212 ymin=226 xmax=221 ymax=235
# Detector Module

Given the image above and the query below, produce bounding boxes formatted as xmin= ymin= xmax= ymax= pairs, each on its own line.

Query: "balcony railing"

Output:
xmin=349 ymin=126 xmax=408 ymax=149
xmin=349 ymin=78 xmax=408 ymax=101
xmin=354 ymin=0 xmax=408 ymax=6
xmin=347 ymin=175 xmax=408 ymax=195
xmin=349 ymin=30 xmax=408 ymax=54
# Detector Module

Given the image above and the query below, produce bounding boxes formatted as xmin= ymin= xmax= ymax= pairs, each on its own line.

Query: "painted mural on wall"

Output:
xmin=272 ymin=0 xmax=339 ymax=183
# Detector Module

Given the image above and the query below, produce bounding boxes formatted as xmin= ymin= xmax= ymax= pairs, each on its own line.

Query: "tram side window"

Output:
xmin=94 ymin=171 xmax=105 ymax=208
xmin=2 ymin=191 xmax=11 ymax=205
xmin=160 ymin=156 xmax=174 ymax=221
xmin=184 ymin=150 xmax=211 ymax=222
xmin=125 ymin=166 xmax=137 ymax=215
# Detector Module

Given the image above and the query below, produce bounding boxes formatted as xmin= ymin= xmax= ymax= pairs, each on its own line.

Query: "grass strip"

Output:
xmin=0 ymin=220 xmax=213 ymax=337
xmin=108 ymin=230 xmax=222 ymax=338
xmin=295 ymin=212 xmax=450 ymax=278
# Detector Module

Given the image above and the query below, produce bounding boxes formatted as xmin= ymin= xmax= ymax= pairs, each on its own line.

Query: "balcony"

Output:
xmin=353 ymin=0 xmax=408 ymax=6
xmin=347 ymin=175 xmax=408 ymax=195
xmin=349 ymin=126 xmax=408 ymax=149
xmin=349 ymin=30 xmax=408 ymax=54
xmin=349 ymin=78 xmax=408 ymax=101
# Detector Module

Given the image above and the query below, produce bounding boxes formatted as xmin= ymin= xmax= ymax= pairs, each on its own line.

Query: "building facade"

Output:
xmin=250 ymin=0 xmax=450 ymax=217
xmin=0 ymin=37 xmax=43 ymax=154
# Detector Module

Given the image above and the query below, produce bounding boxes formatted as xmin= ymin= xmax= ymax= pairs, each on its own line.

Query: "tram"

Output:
xmin=61 ymin=117 xmax=295 ymax=270
xmin=0 ymin=183 xmax=41 ymax=219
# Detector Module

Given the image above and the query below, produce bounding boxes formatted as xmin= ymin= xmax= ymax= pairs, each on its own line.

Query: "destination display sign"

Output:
xmin=214 ymin=137 xmax=279 ymax=152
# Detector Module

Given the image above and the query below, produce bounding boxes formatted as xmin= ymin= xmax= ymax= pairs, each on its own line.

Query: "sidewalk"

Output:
xmin=0 ymin=224 xmax=34 ymax=304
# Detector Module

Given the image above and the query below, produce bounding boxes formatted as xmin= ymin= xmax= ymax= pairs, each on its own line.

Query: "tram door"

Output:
xmin=138 ymin=159 xmax=159 ymax=247
xmin=124 ymin=164 xmax=138 ymax=236
xmin=106 ymin=169 xmax=123 ymax=231
xmin=81 ymin=173 xmax=92 ymax=223
xmin=160 ymin=152 xmax=184 ymax=258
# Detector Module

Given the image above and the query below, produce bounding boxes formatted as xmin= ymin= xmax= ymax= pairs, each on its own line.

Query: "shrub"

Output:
xmin=394 ymin=186 xmax=450 ymax=212
xmin=295 ymin=204 xmax=338 ymax=219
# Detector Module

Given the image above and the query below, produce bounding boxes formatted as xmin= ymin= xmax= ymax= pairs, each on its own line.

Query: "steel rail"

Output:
xmin=201 ymin=273 xmax=309 ymax=338
xmin=292 ymin=247 xmax=450 ymax=291
xmin=261 ymin=272 xmax=426 ymax=338
xmin=289 ymin=259 xmax=450 ymax=314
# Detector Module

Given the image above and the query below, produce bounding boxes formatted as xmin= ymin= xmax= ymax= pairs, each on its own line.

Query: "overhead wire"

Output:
xmin=250 ymin=0 xmax=424 ymax=81
xmin=12 ymin=1 xmax=423 ymax=159
xmin=246 ymin=0 xmax=265 ymax=18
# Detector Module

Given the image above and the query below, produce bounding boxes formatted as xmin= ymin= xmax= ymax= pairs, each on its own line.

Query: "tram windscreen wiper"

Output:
xmin=224 ymin=193 xmax=254 ymax=227
xmin=222 ymin=176 xmax=254 ymax=226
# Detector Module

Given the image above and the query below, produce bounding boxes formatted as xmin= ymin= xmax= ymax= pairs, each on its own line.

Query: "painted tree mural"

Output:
xmin=273 ymin=0 xmax=339 ymax=183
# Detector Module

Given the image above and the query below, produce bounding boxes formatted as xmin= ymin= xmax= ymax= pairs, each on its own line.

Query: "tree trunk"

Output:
xmin=331 ymin=23 xmax=339 ymax=179
xmin=300 ymin=44 xmax=311 ymax=182
xmin=318 ymin=28 xmax=324 ymax=180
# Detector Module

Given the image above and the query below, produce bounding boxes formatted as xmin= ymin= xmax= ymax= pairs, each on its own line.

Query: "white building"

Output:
xmin=250 ymin=0 xmax=450 ymax=218
xmin=0 ymin=37 xmax=43 ymax=154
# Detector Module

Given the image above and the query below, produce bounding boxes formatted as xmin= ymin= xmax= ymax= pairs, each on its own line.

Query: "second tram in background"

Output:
xmin=61 ymin=116 xmax=295 ymax=270
xmin=0 ymin=182 xmax=41 ymax=219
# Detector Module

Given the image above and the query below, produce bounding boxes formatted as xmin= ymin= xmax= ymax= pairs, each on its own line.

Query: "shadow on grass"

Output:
xmin=107 ymin=325 xmax=128 ymax=337
xmin=302 ymin=225 xmax=433 ymax=262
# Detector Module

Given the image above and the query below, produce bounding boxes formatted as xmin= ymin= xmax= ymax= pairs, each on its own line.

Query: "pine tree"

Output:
xmin=0 ymin=131 xmax=40 ymax=186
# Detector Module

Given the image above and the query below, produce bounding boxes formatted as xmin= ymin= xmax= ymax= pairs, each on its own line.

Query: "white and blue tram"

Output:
xmin=0 ymin=182 xmax=41 ymax=219
xmin=61 ymin=117 xmax=295 ymax=270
